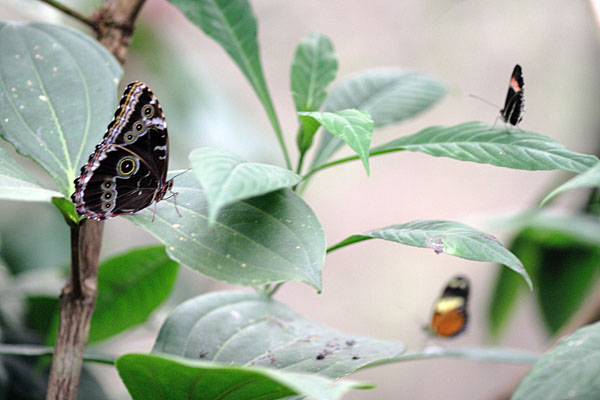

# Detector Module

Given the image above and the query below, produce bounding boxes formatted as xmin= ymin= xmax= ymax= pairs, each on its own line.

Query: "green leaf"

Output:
xmin=167 ymin=0 xmax=289 ymax=167
xmin=153 ymin=291 xmax=405 ymax=378
xmin=328 ymin=220 xmax=531 ymax=289
xmin=311 ymin=69 xmax=447 ymax=169
xmin=300 ymin=110 xmax=373 ymax=175
xmin=116 ymin=353 xmax=372 ymax=400
xmin=291 ymin=32 xmax=337 ymax=155
xmin=89 ymin=246 xmax=179 ymax=343
xmin=0 ymin=22 xmax=122 ymax=196
xmin=542 ymin=163 xmax=600 ymax=205
xmin=189 ymin=147 xmax=301 ymax=224
xmin=373 ymin=121 xmax=598 ymax=173
xmin=512 ymin=321 xmax=600 ymax=400
xmin=24 ymin=295 xmax=59 ymax=337
xmin=291 ymin=32 xmax=337 ymax=113
xmin=0 ymin=148 xmax=63 ymax=202
xmin=488 ymin=217 xmax=600 ymax=337
xmin=52 ymin=196 xmax=79 ymax=225
xmin=47 ymin=246 xmax=179 ymax=344
xmin=487 ymin=230 xmax=540 ymax=338
xmin=128 ymin=173 xmax=325 ymax=291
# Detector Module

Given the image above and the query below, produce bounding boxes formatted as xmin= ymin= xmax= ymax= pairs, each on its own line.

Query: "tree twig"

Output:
xmin=38 ymin=0 xmax=96 ymax=29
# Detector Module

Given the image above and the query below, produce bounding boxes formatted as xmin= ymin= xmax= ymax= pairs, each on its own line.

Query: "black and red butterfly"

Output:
xmin=72 ymin=82 xmax=173 ymax=220
xmin=500 ymin=64 xmax=524 ymax=126
xmin=428 ymin=275 xmax=470 ymax=338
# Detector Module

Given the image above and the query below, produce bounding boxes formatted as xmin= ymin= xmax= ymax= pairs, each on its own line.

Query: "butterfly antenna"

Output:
xmin=469 ymin=94 xmax=501 ymax=109
xmin=170 ymin=168 xmax=192 ymax=181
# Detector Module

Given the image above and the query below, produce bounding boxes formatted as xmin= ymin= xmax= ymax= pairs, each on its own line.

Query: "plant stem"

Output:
xmin=70 ymin=223 xmax=82 ymax=299
xmin=265 ymin=106 xmax=292 ymax=170
xmin=267 ymin=282 xmax=284 ymax=297
xmin=301 ymin=148 xmax=403 ymax=182
xmin=45 ymin=1 xmax=145 ymax=399
xmin=38 ymin=0 xmax=96 ymax=29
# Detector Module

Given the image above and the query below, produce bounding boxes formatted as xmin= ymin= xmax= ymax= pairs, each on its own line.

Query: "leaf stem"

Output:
xmin=302 ymin=148 xmax=403 ymax=182
xmin=37 ymin=0 xmax=96 ymax=29
xmin=266 ymin=108 xmax=292 ymax=170
xmin=267 ymin=282 xmax=284 ymax=297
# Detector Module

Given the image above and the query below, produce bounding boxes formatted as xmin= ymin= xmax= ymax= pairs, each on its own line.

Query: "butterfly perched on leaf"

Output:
xmin=500 ymin=64 xmax=524 ymax=126
xmin=72 ymin=82 xmax=174 ymax=220
xmin=428 ymin=275 xmax=470 ymax=338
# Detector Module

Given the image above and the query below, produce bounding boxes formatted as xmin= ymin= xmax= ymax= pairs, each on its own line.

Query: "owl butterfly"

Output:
xmin=428 ymin=275 xmax=470 ymax=338
xmin=72 ymin=82 xmax=174 ymax=220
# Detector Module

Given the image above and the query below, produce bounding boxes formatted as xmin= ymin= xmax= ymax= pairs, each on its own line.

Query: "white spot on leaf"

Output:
xmin=426 ymin=236 xmax=445 ymax=254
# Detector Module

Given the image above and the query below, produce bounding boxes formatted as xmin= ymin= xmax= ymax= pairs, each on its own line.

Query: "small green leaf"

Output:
xmin=328 ymin=220 xmax=531 ymax=289
xmin=373 ymin=122 xmax=598 ymax=173
xmin=116 ymin=353 xmax=372 ymax=400
xmin=0 ymin=22 xmax=122 ymax=196
xmin=512 ymin=321 xmax=600 ymax=400
xmin=300 ymin=110 xmax=373 ymax=175
xmin=52 ymin=196 xmax=79 ymax=225
xmin=47 ymin=246 xmax=179 ymax=344
xmin=291 ymin=32 xmax=337 ymax=113
xmin=128 ymin=173 xmax=325 ymax=291
xmin=311 ymin=69 xmax=447 ymax=169
xmin=153 ymin=291 xmax=405 ymax=378
xmin=189 ymin=147 xmax=301 ymax=224
xmin=0 ymin=148 xmax=63 ymax=202
xmin=542 ymin=163 xmax=600 ymax=205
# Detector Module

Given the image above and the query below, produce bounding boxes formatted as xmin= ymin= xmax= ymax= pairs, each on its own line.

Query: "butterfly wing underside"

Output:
xmin=500 ymin=64 xmax=524 ymax=126
xmin=72 ymin=82 xmax=170 ymax=220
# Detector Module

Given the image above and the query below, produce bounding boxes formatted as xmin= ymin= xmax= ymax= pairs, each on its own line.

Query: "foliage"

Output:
xmin=0 ymin=2 xmax=599 ymax=399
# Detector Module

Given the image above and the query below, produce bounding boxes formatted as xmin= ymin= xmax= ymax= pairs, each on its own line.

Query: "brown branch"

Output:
xmin=45 ymin=1 xmax=146 ymax=399
xmin=38 ymin=0 xmax=96 ymax=29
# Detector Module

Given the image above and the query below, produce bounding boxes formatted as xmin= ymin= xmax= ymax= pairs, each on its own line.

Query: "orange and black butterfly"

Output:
xmin=428 ymin=276 xmax=469 ymax=338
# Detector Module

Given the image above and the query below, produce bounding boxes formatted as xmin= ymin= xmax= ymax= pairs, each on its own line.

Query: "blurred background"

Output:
xmin=2 ymin=0 xmax=600 ymax=399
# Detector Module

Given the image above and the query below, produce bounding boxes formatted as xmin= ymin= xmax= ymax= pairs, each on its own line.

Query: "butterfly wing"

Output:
xmin=500 ymin=64 xmax=524 ymax=126
xmin=72 ymin=82 xmax=170 ymax=220
xmin=429 ymin=276 xmax=470 ymax=338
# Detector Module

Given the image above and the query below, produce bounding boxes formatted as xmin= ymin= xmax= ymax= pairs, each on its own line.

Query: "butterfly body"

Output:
xmin=499 ymin=64 xmax=524 ymax=126
xmin=429 ymin=275 xmax=470 ymax=338
xmin=72 ymin=82 xmax=173 ymax=220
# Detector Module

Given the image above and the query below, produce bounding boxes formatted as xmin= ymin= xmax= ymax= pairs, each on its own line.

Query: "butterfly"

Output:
xmin=428 ymin=275 xmax=470 ymax=338
xmin=499 ymin=64 xmax=524 ymax=126
xmin=72 ymin=82 xmax=173 ymax=220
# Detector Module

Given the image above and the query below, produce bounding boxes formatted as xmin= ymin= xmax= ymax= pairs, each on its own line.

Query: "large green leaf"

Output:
xmin=542 ymin=163 xmax=600 ymax=205
xmin=128 ymin=173 xmax=325 ymax=291
xmin=47 ymin=246 xmax=179 ymax=344
xmin=488 ymin=216 xmax=600 ymax=337
xmin=299 ymin=110 xmax=373 ymax=175
xmin=512 ymin=322 xmax=600 ymax=400
xmin=166 ymin=0 xmax=286 ymax=161
xmin=311 ymin=69 xmax=447 ymax=169
xmin=373 ymin=122 xmax=598 ymax=173
xmin=189 ymin=147 xmax=301 ymax=224
xmin=328 ymin=220 xmax=531 ymax=288
xmin=116 ymin=353 xmax=371 ymax=400
xmin=0 ymin=22 xmax=122 ymax=196
xmin=89 ymin=246 xmax=179 ymax=343
xmin=153 ymin=291 xmax=405 ymax=378
xmin=0 ymin=148 xmax=63 ymax=202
